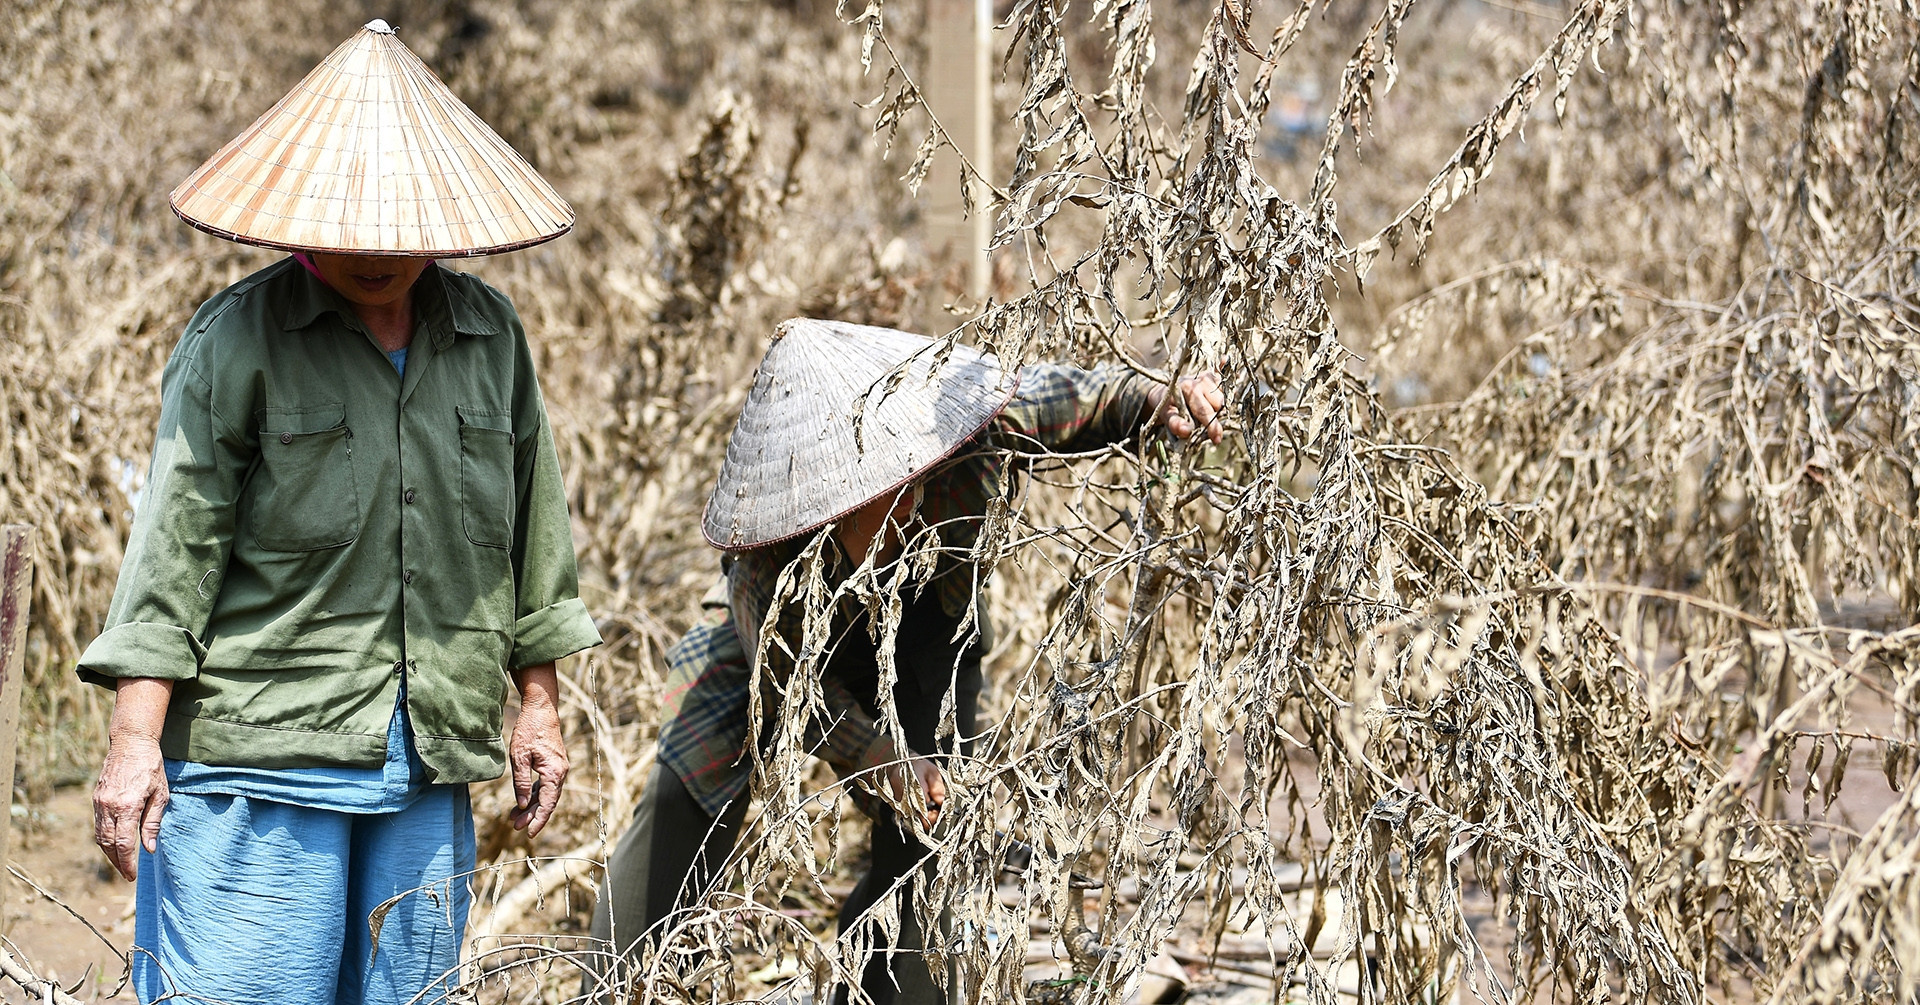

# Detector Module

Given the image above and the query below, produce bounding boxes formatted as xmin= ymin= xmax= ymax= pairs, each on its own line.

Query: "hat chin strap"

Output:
xmin=291 ymin=252 xmax=327 ymax=285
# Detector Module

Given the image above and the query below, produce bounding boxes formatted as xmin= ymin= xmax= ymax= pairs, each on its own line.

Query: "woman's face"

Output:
xmin=308 ymin=253 xmax=432 ymax=309
xmin=835 ymin=489 xmax=919 ymax=562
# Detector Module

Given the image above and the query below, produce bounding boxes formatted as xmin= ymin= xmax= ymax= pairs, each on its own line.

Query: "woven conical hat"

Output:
xmin=169 ymin=20 xmax=571 ymax=257
xmin=703 ymin=319 xmax=1018 ymax=550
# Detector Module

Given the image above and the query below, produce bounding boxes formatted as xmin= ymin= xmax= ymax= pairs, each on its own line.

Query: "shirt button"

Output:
xmin=404 ymin=489 xmax=417 ymax=504
xmin=404 ymin=570 xmax=415 ymax=584
xmin=393 ymin=660 xmax=405 ymax=675
xmin=279 ymin=432 xmax=293 ymax=445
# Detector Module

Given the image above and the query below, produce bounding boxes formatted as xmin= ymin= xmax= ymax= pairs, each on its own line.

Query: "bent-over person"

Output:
xmin=78 ymin=22 xmax=600 ymax=1005
xmin=586 ymin=319 xmax=1224 ymax=1004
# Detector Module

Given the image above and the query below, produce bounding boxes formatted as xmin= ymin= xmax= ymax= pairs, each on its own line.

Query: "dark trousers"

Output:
xmin=586 ymin=651 xmax=981 ymax=1005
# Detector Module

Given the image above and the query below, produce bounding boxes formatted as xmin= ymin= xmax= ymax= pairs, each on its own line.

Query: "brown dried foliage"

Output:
xmin=2 ymin=0 xmax=1916 ymax=1003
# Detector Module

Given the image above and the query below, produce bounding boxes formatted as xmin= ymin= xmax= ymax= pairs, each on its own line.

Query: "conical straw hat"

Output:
xmin=703 ymin=319 xmax=1018 ymax=550
xmin=169 ymin=20 xmax=572 ymax=257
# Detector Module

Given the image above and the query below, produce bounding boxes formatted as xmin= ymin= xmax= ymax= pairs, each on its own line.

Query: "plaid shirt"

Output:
xmin=656 ymin=364 xmax=1153 ymax=816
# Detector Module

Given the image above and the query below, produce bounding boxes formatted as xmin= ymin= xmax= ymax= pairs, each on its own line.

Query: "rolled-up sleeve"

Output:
xmin=510 ymin=596 xmax=599 ymax=668
xmin=77 ymin=353 xmax=246 ymax=686
xmin=505 ymin=331 xmax=602 ymax=670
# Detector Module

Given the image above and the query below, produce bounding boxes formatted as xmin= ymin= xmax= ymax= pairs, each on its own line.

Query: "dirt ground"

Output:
xmin=3 ymin=697 xmax=1904 ymax=1005
xmin=5 ymin=784 xmax=137 ymax=1002
xmin=0 ymin=780 xmax=1312 ymax=1005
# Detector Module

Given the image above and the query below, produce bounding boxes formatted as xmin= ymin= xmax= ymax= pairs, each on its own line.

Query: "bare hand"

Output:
xmin=1151 ymin=372 xmax=1227 ymax=443
xmin=94 ymin=736 xmax=168 ymax=882
xmin=95 ymin=677 xmax=174 ymax=882
xmin=509 ymin=663 xmax=568 ymax=837
xmin=885 ymin=756 xmax=947 ymax=831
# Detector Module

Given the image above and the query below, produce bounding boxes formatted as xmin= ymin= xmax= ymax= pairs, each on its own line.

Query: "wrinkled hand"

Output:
xmin=94 ymin=735 xmax=168 ymax=882
xmin=95 ymin=677 xmax=173 ymax=882
xmin=509 ymin=663 xmax=568 ymax=837
xmin=884 ymin=756 xmax=947 ymax=831
xmin=1151 ymin=372 xmax=1227 ymax=443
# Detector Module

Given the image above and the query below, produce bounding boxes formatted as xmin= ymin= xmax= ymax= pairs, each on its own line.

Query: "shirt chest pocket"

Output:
xmin=458 ymin=405 xmax=515 ymax=550
xmin=251 ymin=404 xmax=360 ymax=552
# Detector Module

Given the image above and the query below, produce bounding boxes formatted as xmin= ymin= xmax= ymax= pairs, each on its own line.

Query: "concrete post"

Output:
xmin=925 ymin=0 xmax=992 ymax=299
xmin=0 ymin=526 xmax=32 ymax=932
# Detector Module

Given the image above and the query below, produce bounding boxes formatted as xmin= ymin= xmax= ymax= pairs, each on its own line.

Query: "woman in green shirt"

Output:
xmin=79 ymin=22 xmax=600 ymax=1005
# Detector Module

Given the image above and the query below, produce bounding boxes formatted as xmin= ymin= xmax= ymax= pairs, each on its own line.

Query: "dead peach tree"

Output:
xmin=611 ymin=0 xmax=1920 ymax=1003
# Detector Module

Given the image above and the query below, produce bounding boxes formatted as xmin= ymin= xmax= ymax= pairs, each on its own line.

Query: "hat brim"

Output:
xmin=169 ymin=200 xmax=573 ymax=259
xmin=169 ymin=22 xmax=574 ymax=260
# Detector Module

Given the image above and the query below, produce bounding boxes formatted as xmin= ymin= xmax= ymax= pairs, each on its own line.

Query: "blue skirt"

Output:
xmin=133 ymin=784 xmax=475 ymax=1005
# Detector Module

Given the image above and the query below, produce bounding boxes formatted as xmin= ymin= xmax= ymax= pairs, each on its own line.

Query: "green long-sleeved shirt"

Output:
xmin=77 ymin=259 xmax=602 ymax=784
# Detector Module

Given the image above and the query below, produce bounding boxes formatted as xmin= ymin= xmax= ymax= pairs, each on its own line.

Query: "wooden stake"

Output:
xmin=925 ymin=0 xmax=992 ymax=299
xmin=0 ymin=526 xmax=33 ymax=934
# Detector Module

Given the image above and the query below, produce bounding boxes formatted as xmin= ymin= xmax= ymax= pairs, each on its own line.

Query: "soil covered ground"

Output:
xmin=5 ymin=785 xmax=136 ymax=1002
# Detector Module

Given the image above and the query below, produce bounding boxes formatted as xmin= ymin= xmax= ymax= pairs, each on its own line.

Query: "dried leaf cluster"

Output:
xmin=1 ymin=0 xmax=1915 ymax=1003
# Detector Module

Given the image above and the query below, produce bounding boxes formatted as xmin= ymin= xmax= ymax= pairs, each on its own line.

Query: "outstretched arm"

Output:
xmin=994 ymin=363 xmax=1225 ymax=454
